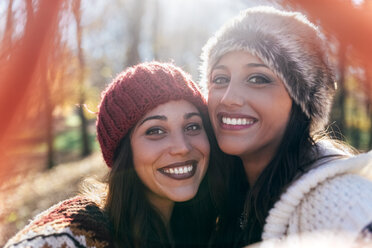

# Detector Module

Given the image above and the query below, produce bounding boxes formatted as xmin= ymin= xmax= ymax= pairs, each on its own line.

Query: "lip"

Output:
xmin=217 ymin=112 xmax=258 ymax=130
xmin=158 ymin=160 xmax=197 ymax=180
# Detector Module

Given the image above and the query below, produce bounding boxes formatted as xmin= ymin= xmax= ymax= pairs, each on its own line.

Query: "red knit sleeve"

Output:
xmin=4 ymin=196 xmax=114 ymax=248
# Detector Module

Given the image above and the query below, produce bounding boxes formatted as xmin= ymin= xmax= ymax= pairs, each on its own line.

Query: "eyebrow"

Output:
xmin=138 ymin=115 xmax=167 ymax=126
xmin=213 ymin=63 xmax=269 ymax=70
xmin=138 ymin=112 xmax=201 ymax=127
xmin=245 ymin=63 xmax=269 ymax=69
xmin=184 ymin=112 xmax=201 ymax=119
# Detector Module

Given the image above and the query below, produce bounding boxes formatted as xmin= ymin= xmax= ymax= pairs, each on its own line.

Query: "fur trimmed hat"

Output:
xmin=200 ymin=6 xmax=336 ymax=132
xmin=97 ymin=62 xmax=207 ymax=167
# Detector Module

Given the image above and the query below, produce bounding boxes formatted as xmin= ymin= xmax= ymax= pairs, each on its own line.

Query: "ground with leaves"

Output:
xmin=0 ymin=153 xmax=108 ymax=246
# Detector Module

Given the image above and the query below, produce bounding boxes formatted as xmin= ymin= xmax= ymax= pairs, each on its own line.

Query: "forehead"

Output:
xmin=142 ymin=100 xmax=199 ymax=119
xmin=214 ymin=51 xmax=265 ymax=68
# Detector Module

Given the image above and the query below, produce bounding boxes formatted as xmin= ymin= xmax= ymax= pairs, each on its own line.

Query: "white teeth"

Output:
xmin=163 ymin=165 xmax=194 ymax=175
xmin=222 ymin=117 xmax=255 ymax=125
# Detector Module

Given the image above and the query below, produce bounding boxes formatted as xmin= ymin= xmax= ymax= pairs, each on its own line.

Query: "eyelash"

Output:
xmin=211 ymin=74 xmax=273 ymax=86
xmin=212 ymin=76 xmax=230 ymax=85
xmin=185 ymin=123 xmax=202 ymax=133
xmin=145 ymin=127 xmax=165 ymax=136
xmin=247 ymin=74 xmax=272 ymax=84
xmin=145 ymin=123 xmax=202 ymax=137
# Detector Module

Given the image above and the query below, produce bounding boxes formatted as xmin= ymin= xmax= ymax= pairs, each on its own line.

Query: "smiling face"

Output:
xmin=208 ymin=51 xmax=292 ymax=177
xmin=130 ymin=100 xmax=210 ymax=208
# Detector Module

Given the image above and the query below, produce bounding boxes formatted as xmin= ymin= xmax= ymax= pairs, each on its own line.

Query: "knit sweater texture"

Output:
xmin=262 ymin=141 xmax=372 ymax=244
xmin=4 ymin=196 xmax=114 ymax=248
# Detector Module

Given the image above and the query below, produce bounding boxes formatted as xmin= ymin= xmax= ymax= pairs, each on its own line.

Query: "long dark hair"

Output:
xmin=170 ymin=111 xmax=230 ymax=248
xmin=104 ymin=108 xmax=222 ymax=248
xmin=209 ymin=101 xmax=355 ymax=247
xmin=209 ymin=103 xmax=319 ymax=247
xmin=105 ymin=136 xmax=171 ymax=248
xmin=240 ymin=101 xmax=355 ymax=245
xmin=238 ymin=103 xmax=317 ymax=245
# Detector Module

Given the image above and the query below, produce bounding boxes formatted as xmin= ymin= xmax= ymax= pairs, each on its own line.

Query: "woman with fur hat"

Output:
xmin=200 ymin=6 xmax=372 ymax=247
xmin=5 ymin=62 xmax=224 ymax=248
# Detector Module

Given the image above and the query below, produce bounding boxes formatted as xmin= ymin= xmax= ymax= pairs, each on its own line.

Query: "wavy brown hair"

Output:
xmin=103 ymin=109 xmax=223 ymax=248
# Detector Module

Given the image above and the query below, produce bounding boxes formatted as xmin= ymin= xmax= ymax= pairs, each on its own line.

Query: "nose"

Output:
xmin=220 ymin=82 xmax=244 ymax=107
xmin=169 ymin=132 xmax=192 ymax=156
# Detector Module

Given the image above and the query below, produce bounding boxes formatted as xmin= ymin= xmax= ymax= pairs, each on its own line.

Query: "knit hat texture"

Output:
xmin=97 ymin=62 xmax=207 ymax=167
xmin=200 ymin=6 xmax=336 ymax=132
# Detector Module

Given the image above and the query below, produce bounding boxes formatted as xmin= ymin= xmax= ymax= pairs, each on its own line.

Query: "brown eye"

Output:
xmin=248 ymin=74 xmax=272 ymax=84
xmin=212 ymin=76 xmax=230 ymax=85
xmin=146 ymin=127 xmax=165 ymax=135
xmin=185 ymin=123 xmax=202 ymax=135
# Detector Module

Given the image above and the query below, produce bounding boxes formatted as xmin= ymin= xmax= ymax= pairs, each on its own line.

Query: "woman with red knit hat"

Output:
xmin=5 ymin=62 xmax=226 ymax=248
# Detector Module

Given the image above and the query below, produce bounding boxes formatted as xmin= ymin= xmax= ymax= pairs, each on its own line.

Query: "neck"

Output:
xmin=146 ymin=192 xmax=175 ymax=225
xmin=240 ymin=155 xmax=269 ymax=187
xmin=240 ymin=143 xmax=279 ymax=187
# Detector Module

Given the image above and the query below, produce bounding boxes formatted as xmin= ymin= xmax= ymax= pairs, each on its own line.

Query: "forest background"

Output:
xmin=0 ymin=0 xmax=372 ymax=245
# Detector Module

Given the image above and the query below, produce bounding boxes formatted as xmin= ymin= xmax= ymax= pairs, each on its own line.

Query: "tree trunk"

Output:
xmin=0 ymin=0 xmax=62 ymax=144
xmin=365 ymin=66 xmax=372 ymax=150
xmin=78 ymin=96 xmax=91 ymax=157
xmin=73 ymin=0 xmax=91 ymax=157
xmin=152 ymin=0 xmax=160 ymax=60
xmin=125 ymin=0 xmax=146 ymax=66
xmin=331 ymin=44 xmax=347 ymax=140
xmin=369 ymin=106 xmax=372 ymax=150
xmin=43 ymin=70 xmax=55 ymax=169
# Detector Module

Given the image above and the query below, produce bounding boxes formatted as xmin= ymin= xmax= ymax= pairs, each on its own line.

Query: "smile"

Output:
xmin=222 ymin=117 xmax=255 ymax=125
xmin=218 ymin=113 xmax=257 ymax=130
xmin=158 ymin=160 xmax=197 ymax=180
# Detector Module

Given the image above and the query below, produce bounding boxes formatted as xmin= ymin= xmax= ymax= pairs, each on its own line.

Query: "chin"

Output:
xmin=218 ymin=141 xmax=246 ymax=156
xmin=169 ymin=188 xmax=199 ymax=202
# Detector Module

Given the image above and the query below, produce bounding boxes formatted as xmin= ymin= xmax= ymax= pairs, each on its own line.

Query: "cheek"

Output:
xmin=207 ymin=89 xmax=222 ymax=110
xmin=197 ymin=141 xmax=210 ymax=177
xmin=131 ymin=140 xmax=141 ymax=167
xmin=131 ymin=139 xmax=160 ymax=172
xmin=207 ymin=92 xmax=220 ymax=127
xmin=266 ymin=93 xmax=292 ymax=131
xmin=192 ymin=133 xmax=210 ymax=162
xmin=199 ymin=135 xmax=210 ymax=158
xmin=276 ymin=92 xmax=292 ymax=119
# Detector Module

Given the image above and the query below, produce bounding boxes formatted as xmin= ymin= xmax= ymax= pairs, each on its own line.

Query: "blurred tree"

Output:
xmin=152 ymin=0 xmax=160 ymax=60
xmin=331 ymin=44 xmax=347 ymax=140
xmin=281 ymin=0 xmax=372 ymax=150
xmin=0 ymin=0 xmax=98 ymax=174
xmin=0 ymin=0 xmax=64 ymax=179
xmin=40 ymin=34 xmax=75 ymax=169
xmin=42 ymin=49 xmax=56 ymax=169
xmin=73 ymin=0 xmax=92 ymax=157
xmin=125 ymin=0 xmax=146 ymax=66
xmin=365 ymin=64 xmax=372 ymax=148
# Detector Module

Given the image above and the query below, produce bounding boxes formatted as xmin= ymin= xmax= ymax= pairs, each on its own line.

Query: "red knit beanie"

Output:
xmin=96 ymin=62 xmax=207 ymax=167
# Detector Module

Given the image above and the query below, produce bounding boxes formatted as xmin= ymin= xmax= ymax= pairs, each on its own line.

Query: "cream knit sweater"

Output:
xmin=262 ymin=141 xmax=372 ymax=243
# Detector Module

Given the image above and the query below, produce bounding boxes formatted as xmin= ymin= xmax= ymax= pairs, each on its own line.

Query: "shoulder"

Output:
xmin=5 ymin=196 xmax=114 ymax=248
xmin=262 ymin=150 xmax=372 ymax=240
xmin=298 ymin=173 xmax=372 ymax=231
